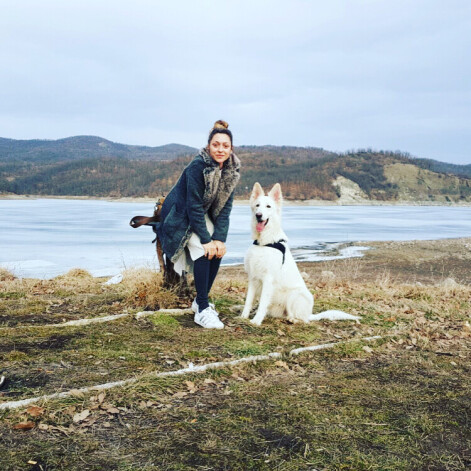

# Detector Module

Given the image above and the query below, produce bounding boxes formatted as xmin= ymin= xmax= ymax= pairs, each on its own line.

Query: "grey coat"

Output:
xmin=156 ymin=148 xmax=241 ymax=263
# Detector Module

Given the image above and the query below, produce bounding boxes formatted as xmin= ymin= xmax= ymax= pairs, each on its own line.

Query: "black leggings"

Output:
xmin=193 ymin=255 xmax=222 ymax=311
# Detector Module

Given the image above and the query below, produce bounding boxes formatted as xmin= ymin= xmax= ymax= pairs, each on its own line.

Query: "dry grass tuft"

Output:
xmin=50 ymin=268 xmax=99 ymax=294
xmin=375 ymin=269 xmax=393 ymax=288
xmin=120 ymin=268 xmax=180 ymax=309
xmin=60 ymin=268 xmax=93 ymax=279
xmin=0 ymin=267 xmax=16 ymax=281
xmin=317 ymin=257 xmax=364 ymax=284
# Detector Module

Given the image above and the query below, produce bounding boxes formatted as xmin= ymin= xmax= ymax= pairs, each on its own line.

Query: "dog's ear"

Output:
xmin=268 ymin=183 xmax=282 ymax=205
xmin=250 ymin=182 xmax=264 ymax=204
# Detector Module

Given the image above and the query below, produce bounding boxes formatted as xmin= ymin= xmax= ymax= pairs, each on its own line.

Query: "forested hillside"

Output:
xmin=0 ymin=136 xmax=197 ymax=162
xmin=1 ymin=136 xmax=470 ymax=202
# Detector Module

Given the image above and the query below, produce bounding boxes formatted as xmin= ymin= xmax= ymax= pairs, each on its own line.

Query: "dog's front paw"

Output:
xmin=250 ymin=318 xmax=262 ymax=326
xmin=240 ymin=309 xmax=251 ymax=319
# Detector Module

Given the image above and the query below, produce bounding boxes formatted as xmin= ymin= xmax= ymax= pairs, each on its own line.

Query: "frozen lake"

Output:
xmin=1 ymin=199 xmax=471 ymax=279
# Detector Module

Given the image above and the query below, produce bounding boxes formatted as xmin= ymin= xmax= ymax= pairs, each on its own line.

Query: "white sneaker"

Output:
xmin=194 ymin=307 xmax=224 ymax=329
xmin=191 ymin=298 xmax=215 ymax=313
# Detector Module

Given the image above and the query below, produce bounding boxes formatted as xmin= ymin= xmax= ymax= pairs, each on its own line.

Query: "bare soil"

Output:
xmin=219 ymin=237 xmax=471 ymax=285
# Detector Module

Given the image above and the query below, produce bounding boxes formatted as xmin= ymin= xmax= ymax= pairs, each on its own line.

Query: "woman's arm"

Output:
xmin=211 ymin=191 xmax=235 ymax=243
xmin=185 ymin=163 xmax=212 ymax=244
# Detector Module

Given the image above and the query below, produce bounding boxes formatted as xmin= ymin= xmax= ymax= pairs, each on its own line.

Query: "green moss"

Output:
xmin=0 ymin=291 xmax=25 ymax=299
xmin=4 ymin=351 xmax=29 ymax=361
xmin=224 ymin=340 xmax=269 ymax=357
xmin=148 ymin=313 xmax=180 ymax=328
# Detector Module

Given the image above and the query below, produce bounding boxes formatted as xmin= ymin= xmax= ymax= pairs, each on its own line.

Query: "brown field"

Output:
xmin=0 ymin=238 xmax=470 ymax=471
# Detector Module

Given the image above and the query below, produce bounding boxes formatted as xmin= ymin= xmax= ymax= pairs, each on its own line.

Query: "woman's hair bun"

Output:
xmin=207 ymin=119 xmax=233 ymax=145
xmin=213 ymin=120 xmax=229 ymax=130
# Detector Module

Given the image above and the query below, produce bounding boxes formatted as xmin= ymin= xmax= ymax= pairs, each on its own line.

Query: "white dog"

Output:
xmin=240 ymin=182 xmax=359 ymax=326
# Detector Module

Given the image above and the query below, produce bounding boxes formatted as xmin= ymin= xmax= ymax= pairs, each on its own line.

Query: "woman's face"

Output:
xmin=209 ymin=133 xmax=232 ymax=168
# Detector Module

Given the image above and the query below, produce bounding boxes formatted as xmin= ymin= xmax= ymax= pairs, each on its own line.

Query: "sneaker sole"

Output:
xmin=194 ymin=320 xmax=224 ymax=329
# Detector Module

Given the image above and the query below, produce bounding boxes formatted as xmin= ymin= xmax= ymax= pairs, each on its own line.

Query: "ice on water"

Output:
xmin=1 ymin=199 xmax=470 ymax=279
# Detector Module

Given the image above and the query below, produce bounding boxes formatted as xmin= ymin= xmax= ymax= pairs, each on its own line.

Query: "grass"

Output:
xmin=1 ymin=239 xmax=471 ymax=470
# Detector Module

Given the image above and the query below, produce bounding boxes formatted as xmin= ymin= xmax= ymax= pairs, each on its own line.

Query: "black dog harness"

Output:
xmin=253 ymin=239 xmax=287 ymax=264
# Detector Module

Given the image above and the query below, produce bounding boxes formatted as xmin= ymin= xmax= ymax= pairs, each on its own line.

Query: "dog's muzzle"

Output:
xmin=255 ymin=213 xmax=269 ymax=232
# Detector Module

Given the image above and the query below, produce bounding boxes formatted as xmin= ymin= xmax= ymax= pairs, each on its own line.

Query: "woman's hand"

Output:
xmin=202 ymin=241 xmax=218 ymax=260
xmin=213 ymin=240 xmax=227 ymax=258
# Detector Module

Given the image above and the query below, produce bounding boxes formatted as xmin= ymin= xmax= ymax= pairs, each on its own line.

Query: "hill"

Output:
xmin=0 ymin=136 xmax=197 ymax=162
xmin=0 ymin=136 xmax=470 ymax=202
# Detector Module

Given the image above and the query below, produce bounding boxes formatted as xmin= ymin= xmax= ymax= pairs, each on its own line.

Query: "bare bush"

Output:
xmin=121 ymin=268 xmax=180 ymax=310
xmin=0 ymin=267 xmax=16 ymax=281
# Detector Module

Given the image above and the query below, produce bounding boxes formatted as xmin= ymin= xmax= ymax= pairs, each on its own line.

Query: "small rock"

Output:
xmin=437 ymin=278 xmax=459 ymax=288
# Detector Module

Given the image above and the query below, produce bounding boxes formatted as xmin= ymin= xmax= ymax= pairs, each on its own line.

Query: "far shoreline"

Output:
xmin=1 ymin=194 xmax=471 ymax=207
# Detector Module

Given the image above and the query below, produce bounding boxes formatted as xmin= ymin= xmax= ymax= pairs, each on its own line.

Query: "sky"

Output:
xmin=1 ymin=0 xmax=470 ymax=164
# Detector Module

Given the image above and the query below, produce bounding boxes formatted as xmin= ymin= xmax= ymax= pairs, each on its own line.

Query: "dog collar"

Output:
xmin=253 ymin=239 xmax=287 ymax=264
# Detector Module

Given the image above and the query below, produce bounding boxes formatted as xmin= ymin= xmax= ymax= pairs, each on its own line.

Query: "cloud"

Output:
xmin=0 ymin=0 xmax=470 ymax=163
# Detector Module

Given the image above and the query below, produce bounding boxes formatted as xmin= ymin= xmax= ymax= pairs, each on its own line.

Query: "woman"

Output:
xmin=157 ymin=120 xmax=240 ymax=329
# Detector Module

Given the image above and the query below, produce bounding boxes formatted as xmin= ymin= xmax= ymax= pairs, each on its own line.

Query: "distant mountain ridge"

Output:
xmin=0 ymin=136 xmax=470 ymax=202
xmin=0 ymin=135 xmax=198 ymax=162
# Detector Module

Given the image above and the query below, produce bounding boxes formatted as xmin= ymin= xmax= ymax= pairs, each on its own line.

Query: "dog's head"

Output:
xmin=249 ymin=182 xmax=283 ymax=239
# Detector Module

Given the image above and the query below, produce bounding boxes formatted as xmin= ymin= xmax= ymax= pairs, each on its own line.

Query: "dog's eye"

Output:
xmin=266 ymin=205 xmax=271 ymax=208
xmin=256 ymin=204 xmax=260 ymax=207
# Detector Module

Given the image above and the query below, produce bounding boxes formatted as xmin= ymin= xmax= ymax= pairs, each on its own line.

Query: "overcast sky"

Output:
xmin=1 ymin=1 xmax=470 ymax=164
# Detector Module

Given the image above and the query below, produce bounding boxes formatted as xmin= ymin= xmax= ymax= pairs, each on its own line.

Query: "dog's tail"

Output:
xmin=308 ymin=310 xmax=360 ymax=321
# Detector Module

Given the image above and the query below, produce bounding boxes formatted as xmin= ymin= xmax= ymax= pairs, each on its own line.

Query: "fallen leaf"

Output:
xmin=80 ymin=418 xmax=97 ymax=427
xmin=274 ymin=360 xmax=289 ymax=370
xmin=54 ymin=425 xmax=72 ymax=435
xmin=232 ymin=374 xmax=246 ymax=382
xmin=69 ymin=389 xmax=84 ymax=398
xmin=73 ymin=410 xmax=90 ymax=423
xmin=38 ymin=423 xmax=49 ymax=431
xmin=190 ymin=418 xmax=197 ymax=423
xmin=26 ymin=406 xmax=45 ymax=417
xmin=173 ymin=391 xmax=188 ymax=399
xmin=204 ymin=378 xmax=217 ymax=385
xmin=363 ymin=346 xmax=373 ymax=353
xmin=27 ymin=461 xmax=38 ymax=465
xmin=13 ymin=422 xmax=35 ymax=430
xmin=65 ymin=406 xmax=77 ymax=416
xmin=185 ymin=380 xmax=197 ymax=393
xmin=98 ymin=392 xmax=106 ymax=404
xmin=277 ymin=329 xmax=285 ymax=336
xmin=101 ymin=404 xmax=120 ymax=414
